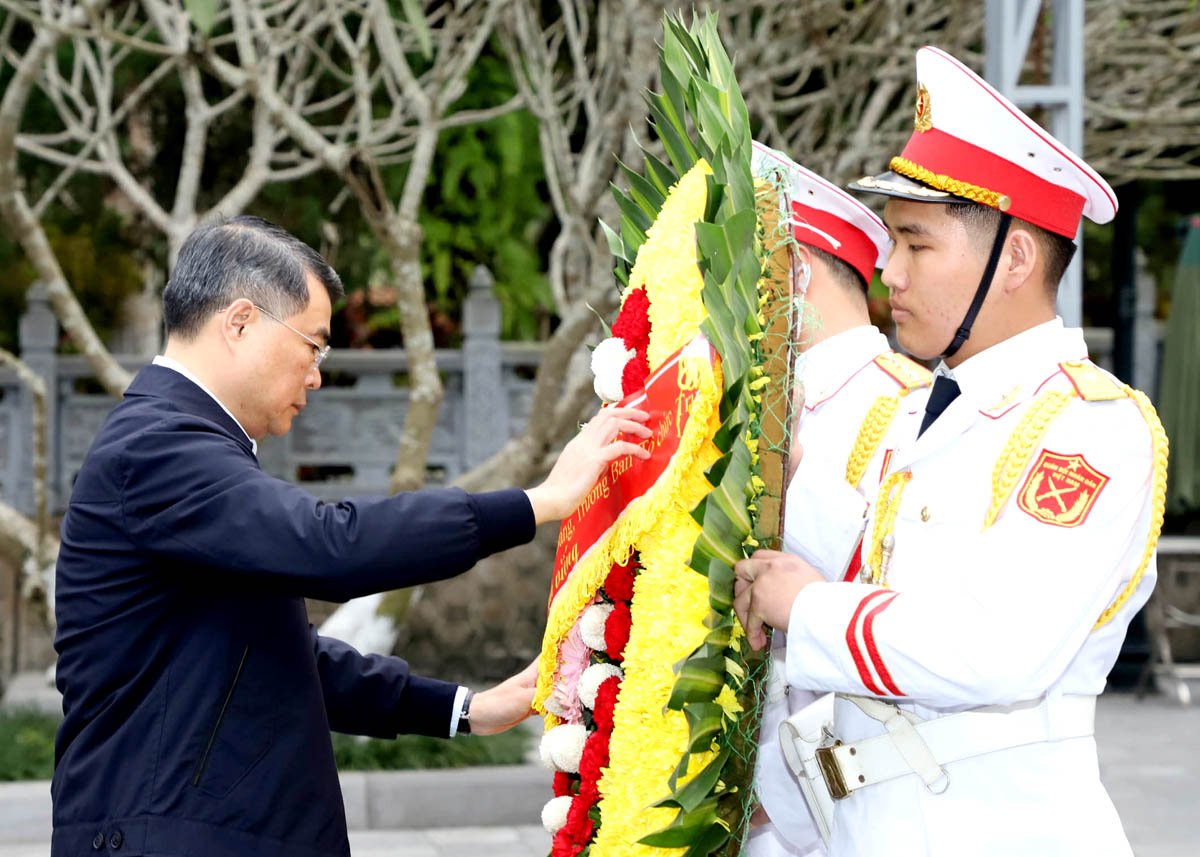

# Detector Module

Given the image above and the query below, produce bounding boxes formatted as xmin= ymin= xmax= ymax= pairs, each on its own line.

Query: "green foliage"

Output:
xmin=416 ymin=56 xmax=554 ymax=342
xmin=0 ymin=215 xmax=144 ymax=353
xmin=605 ymin=12 xmax=768 ymax=855
xmin=331 ymin=726 xmax=530 ymax=771
xmin=183 ymin=0 xmax=218 ymax=36
xmin=0 ymin=709 xmax=58 ymax=782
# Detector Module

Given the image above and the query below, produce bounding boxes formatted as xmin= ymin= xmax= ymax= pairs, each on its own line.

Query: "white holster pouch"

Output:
xmin=779 ymin=693 xmax=1096 ymax=846
xmin=777 ymin=693 xmax=838 ymax=846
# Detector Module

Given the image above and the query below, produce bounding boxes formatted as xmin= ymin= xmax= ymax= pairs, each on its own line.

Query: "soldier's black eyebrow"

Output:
xmin=883 ymin=216 xmax=934 ymax=240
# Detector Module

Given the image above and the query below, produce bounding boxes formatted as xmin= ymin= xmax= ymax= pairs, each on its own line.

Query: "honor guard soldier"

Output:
xmin=734 ymin=47 xmax=1166 ymax=857
xmin=747 ymin=142 xmax=931 ymax=857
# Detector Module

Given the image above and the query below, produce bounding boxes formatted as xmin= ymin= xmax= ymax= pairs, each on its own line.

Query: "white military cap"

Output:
xmin=752 ymin=141 xmax=889 ymax=284
xmin=850 ymin=46 xmax=1117 ymax=238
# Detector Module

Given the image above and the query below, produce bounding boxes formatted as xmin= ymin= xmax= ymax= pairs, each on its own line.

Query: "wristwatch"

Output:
xmin=458 ymin=690 xmax=475 ymax=736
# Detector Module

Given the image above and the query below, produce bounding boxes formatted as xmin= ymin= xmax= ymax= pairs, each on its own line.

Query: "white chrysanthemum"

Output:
xmin=539 ymin=723 xmax=589 ymax=773
xmin=578 ymin=662 xmax=623 ymax=710
xmin=591 ymin=337 xmax=634 ymax=403
xmin=541 ymin=795 xmax=574 ymax=834
xmin=579 ymin=602 xmax=615 ymax=652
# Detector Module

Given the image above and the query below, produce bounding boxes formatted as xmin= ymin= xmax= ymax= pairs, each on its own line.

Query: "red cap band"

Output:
xmin=791 ymin=201 xmax=879 ymax=286
xmin=900 ymin=127 xmax=1086 ymax=238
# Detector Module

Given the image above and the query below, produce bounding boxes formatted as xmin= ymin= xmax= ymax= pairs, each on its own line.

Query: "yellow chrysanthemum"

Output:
xmin=715 ymin=685 xmax=744 ymax=721
xmin=535 ymin=161 xmax=718 ymax=718
xmin=593 ymin=427 xmax=722 ymax=855
xmin=637 ymin=161 xmax=712 ymax=370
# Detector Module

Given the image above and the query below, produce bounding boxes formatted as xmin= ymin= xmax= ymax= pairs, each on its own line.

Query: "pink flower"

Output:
xmin=549 ymin=622 xmax=590 ymax=722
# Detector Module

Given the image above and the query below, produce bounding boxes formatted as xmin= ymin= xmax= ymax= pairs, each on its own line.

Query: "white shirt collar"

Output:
xmin=933 ymin=317 xmax=1088 ymax=404
xmin=799 ymin=325 xmax=892 ymax=404
xmin=152 ymin=355 xmax=257 ymax=454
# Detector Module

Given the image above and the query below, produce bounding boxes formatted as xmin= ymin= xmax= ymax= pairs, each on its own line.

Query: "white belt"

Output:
xmin=814 ymin=694 xmax=1096 ymax=800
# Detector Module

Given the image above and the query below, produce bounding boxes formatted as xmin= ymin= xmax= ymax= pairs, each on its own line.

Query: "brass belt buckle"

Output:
xmin=815 ymin=741 xmax=850 ymax=801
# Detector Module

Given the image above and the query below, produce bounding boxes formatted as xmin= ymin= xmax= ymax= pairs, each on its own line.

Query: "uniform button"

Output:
xmin=92 ymin=832 xmax=105 ymax=850
xmin=109 ymin=830 xmax=124 ymax=849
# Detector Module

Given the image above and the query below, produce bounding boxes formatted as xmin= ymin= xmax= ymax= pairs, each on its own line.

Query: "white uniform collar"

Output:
xmin=800 ymin=325 xmax=892 ymax=407
xmin=152 ymin=355 xmax=258 ymax=455
xmin=931 ymin=317 xmax=1086 ymax=406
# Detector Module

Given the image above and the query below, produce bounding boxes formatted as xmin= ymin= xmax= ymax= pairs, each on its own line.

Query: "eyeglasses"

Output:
xmin=253 ymin=304 xmax=331 ymax=368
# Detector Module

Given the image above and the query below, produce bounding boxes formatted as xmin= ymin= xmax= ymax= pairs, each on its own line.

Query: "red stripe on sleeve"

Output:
xmin=862 ymin=592 xmax=904 ymax=696
xmin=845 ymin=590 xmax=891 ymax=695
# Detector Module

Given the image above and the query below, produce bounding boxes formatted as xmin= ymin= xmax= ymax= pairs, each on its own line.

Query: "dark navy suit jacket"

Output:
xmin=51 ymin=365 xmax=535 ymax=856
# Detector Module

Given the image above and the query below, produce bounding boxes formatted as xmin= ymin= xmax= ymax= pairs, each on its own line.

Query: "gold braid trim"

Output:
xmin=983 ymin=391 xmax=1075 ymax=530
xmin=1094 ymin=385 xmax=1169 ymax=630
xmin=980 ymin=383 xmax=1169 ymax=631
xmin=845 ymin=394 xmax=901 ymax=488
xmin=864 ymin=470 xmax=912 ymax=587
xmin=890 ymin=156 xmax=1008 ymax=211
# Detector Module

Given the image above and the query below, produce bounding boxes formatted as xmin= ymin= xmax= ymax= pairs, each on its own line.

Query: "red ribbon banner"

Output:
xmin=549 ymin=338 xmax=716 ymax=609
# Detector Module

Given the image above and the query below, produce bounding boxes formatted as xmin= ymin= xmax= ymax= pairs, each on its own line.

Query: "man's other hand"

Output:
xmin=468 ymin=661 xmax=539 ymax=736
xmin=526 ymin=406 xmax=651 ymax=524
xmin=733 ymin=550 xmax=824 ymax=651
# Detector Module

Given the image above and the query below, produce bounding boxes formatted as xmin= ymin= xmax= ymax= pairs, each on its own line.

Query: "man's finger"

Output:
xmin=612 ymin=418 xmax=653 ymax=438
xmin=602 ymin=441 xmax=651 ymax=462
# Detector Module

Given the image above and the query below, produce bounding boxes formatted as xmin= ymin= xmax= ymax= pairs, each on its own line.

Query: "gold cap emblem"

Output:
xmin=914 ymin=84 xmax=932 ymax=133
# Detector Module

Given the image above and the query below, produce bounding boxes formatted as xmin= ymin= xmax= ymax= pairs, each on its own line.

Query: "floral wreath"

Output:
xmin=535 ymin=15 xmax=799 ymax=857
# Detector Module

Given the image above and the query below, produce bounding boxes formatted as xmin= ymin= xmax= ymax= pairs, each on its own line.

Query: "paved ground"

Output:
xmin=1 ymin=690 xmax=1196 ymax=855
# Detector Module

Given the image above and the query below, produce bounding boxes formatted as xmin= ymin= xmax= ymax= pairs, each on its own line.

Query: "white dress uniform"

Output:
xmin=774 ymin=47 xmax=1166 ymax=857
xmin=784 ymin=319 xmax=1161 ymax=856
xmin=745 ymin=142 xmax=933 ymax=857
xmin=751 ymin=327 xmax=930 ymax=857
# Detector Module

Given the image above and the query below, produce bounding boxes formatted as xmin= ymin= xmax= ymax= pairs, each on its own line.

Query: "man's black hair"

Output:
xmin=163 ymin=215 xmax=343 ymax=339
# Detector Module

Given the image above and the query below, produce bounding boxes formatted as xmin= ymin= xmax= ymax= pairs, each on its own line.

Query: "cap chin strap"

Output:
xmin=941 ymin=213 xmax=1013 ymax=359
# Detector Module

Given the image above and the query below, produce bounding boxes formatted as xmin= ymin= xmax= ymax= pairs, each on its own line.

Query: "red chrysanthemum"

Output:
xmin=620 ymin=351 xmax=650 ymax=397
xmin=551 ymin=830 xmax=582 ymax=857
xmin=592 ymin=675 xmax=621 ymax=733
xmin=603 ymin=558 xmax=637 ymax=603
xmin=553 ymin=771 xmax=577 ymax=798
xmin=564 ymin=792 xmax=598 ymax=846
xmin=611 ymin=287 xmax=652 ymax=352
xmin=604 ymin=602 xmax=633 ymax=661
xmin=579 ymin=729 xmax=611 ymax=788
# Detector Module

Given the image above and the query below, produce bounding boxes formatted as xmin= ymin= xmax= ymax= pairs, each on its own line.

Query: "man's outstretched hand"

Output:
xmin=526 ymin=406 xmax=652 ymax=524
xmin=468 ymin=661 xmax=539 ymax=736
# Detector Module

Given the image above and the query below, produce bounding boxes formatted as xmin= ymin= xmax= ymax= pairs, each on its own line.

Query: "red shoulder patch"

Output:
xmin=1017 ymin=450 xmax=1109 ymax=528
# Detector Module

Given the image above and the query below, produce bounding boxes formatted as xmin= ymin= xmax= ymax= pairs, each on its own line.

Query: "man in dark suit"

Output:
xmin=51 ymin=216 xmax=650 ymax=856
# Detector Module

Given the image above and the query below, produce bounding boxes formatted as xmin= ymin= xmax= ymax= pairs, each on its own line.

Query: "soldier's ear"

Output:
xmin=1002 ymin=228 xmax=1038 ymax=295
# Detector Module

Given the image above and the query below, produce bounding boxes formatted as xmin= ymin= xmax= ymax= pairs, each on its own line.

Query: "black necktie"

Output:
xmin=918 ymin=375 xmax=960 ymax=437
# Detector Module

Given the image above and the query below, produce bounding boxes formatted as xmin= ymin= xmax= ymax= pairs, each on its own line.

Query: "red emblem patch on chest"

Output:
xmin=1017 ymin=450 xmax=1109 ymax=528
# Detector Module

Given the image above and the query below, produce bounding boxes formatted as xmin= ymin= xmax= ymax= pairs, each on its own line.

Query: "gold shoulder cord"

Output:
xmin=843 ymin=357 xmax=931 ymax=586
xmin=980 ymin=365 xmax=1169 ymax=631
xmin=1094 ymin=385 xmax=1167 ymax=630
xmin=845 ymin=394 xmax=900 ymax=488
xmin=863 ymin=470 xmax=912 ymax=587
xmin=982 ymin=390 xmax=1074 ymax=529
xmin=844 ymin=355 xmax=932 ymax=488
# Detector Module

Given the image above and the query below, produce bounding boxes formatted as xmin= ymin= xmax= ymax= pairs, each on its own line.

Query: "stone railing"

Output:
xmin=0 ymin=262 xmax=1165 ymax=518
xmin=0 ymin=267 xmax=544 ymax=516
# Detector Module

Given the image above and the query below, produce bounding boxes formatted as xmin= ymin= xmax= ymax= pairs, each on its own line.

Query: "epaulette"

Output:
xmin=1059 ymin=360 xmax=1126 ymax=402
xmin=873 ymin=352 xmax=933 ymax=393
